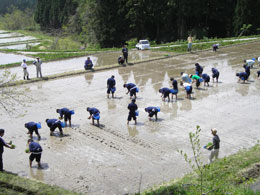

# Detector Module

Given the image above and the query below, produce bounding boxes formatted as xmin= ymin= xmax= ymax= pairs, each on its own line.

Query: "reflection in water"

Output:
xmin=128 ymin=126 xmax=139 ymax=137
xmin=30 ymin=167 xmax=44 ymax=181
xmin=236 ymin=82 xmax=250 ymax=96
xmin=84 ymin=73 xmax=94 ymax=85
xmin=180 ymin=99 xmax=192 ymax=111
xmin=107 ymin=99 xmax=116 ymax=110
xmin=37 ymin=83 xmax=43 ymax=89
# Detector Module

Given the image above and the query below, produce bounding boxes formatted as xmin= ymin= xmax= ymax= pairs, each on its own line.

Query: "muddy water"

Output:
xmin=4 ymin=50 xmax=167 ymax=78
xmin=0 ymin=36 xmax=36 ymax=44
xmin=0 ymin=42 xmax=40 ymax=50
xmin=0 ymin=33 xmax=21 ymax=38
xmin=1 ymin=42 xmax=260 ymax=195
xmin=0 ymin=52 xmax=34 ymax=65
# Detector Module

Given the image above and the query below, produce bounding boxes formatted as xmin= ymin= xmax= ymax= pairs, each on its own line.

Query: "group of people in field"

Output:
xmin=3 ymin=42 xmax=260 ymax=173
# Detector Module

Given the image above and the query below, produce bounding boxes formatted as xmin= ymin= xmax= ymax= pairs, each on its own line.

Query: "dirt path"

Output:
xmin=1 ymin=42 xmax=260 ymax=194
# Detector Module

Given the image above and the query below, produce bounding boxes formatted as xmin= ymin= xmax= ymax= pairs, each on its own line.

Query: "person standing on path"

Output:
xmin=127 ymin=99 xmax=138 ymax=125
xmin=107 ymin=75 xmax=116 ymax=98
xmin=0 ymin=129 xmax=14 ymax=172
xmin=208 ymin=128 xmax=220 ymax=164
xmin=27 ymin=139 xmax=42 ymax=169
xmin=33 ymin=57 xmax=43 ymax=78
xmin=21 ymin=59 xmax=30 ymax=80
xmin=122 ymin=45 xmax=128 ymax=64
xmin=187 ymin=35 xmax=193 ymax=52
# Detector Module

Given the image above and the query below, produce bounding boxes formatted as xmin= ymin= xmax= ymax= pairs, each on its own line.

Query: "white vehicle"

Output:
xmin=136 ymin=40 xmax=150 ymax=50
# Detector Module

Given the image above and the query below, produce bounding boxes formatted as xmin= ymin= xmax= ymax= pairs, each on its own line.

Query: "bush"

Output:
xmin=0 ymin=7 xmax=38 ymax=30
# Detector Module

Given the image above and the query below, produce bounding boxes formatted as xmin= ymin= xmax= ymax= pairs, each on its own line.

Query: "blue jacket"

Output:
xmin=160 ymin=88 xmax=170 ymax=94
xmin=196 ymin=65 xmax=203 ymax=74
xmin=25 ymin=122 xmax=37 ymax=130
xmin=212 ymin=68 xmax=219 ymax=74
xmin=172 ymin=80 xmax=178 ymax=90
xmin=244 ymin=65 xmax=250 ymax=75
xmin=145 ymin=107 xmax=158 ymax=113
xmin=59 ymin=108 xmax=70 ymax=117
xmin=202 ymin=74 xmax=210 ymax=80
xmin=126 ymin=83 xmax=136 ymax=91
xmin=107 ymin=78 xmax=116 ymax=88
xmin=88 ymin=108 xmax=100 ymax=115
xmin=46 ymin=119 xmax=60 ymax=127
xmin=29 ymin=141 xmax=42 ymax=153
xmin=122 ymin=48 xmax=128 ymax=55
xmin=238 ymin=72 xmax=248 ymax=80
xmin=128 ymin=103 xmax=138 ymax=113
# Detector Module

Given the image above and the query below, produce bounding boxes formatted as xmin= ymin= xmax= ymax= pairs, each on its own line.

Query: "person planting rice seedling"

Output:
xmin=25 ymin=122 xmax=41 ymax=140
xmin=201 ymin=73 xmax=210 ymax=86
xmin=45 ymin=119 xmax=64 ymax=136
xmin=56 ymin=108 xmax=74 ymax=127
xmin=159 ymin=87 xmax=171 ymax=102
xmin=87 ymin=107 xmax=100 ymax=126
xmin=123 ymin=83 xmax=138 ymax=99
xmin=211 ymin=68 xmax=220 ymax=83
xmin=180 ymin=81 xmax=193 ymax=99
xmin=145 ymin=107 xmax=160 ymax=121
xmin=190 ymin=74 xmax=202 ymax=88
xmin=236 ymin=72 xmax=249 ymax=83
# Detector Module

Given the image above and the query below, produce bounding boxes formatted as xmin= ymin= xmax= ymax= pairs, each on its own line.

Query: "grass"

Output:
xmin=0 ymin=29 xmax=260 ymax=68
xmin=0 ymin=171 xmax=78 ymax=195
xmin=142 ymin=144 xmax=260 ymax=195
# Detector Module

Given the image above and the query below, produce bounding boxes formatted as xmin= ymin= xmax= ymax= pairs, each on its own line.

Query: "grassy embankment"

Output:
xmin=1 ymin=30 xmax=260 ymax=68
xmin=0 ymin=171 xmax=78 ymax=195
xmin=142 ymin=144 xmax=260 ymax=195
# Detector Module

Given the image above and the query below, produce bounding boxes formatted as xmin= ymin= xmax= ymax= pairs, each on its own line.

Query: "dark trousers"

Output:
xmin=50 ymin=123 xmax=62 ymax=133
xmin=0 ymin=152 xmax=3 ymax=171
xmin=124 ymin=54 xmax=128 ymax=63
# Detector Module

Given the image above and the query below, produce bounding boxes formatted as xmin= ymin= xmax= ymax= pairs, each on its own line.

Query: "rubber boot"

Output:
xmin=24 ymin=76 xmax=26 ymax=80
xmin=27 ymin=76 xmax=30 ymax=80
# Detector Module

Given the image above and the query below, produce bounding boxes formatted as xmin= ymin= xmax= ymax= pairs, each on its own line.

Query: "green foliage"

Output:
xmin=0 ymin=171 xmax=78 ymax=195
xmin=0 ymin=7 xmax=39 ymax=30
xmin=0 ymin=0 xmax=37 ymax=15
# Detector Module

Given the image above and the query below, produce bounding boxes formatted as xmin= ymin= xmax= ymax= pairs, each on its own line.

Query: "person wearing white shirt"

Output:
xmin=21 ymin=59 xmax=30 ymax=80
xmin=244 ymin=59 xmax=255 ymax=68
xmin=181 ymin=72 xmax=192 ymax=83
xmin=180 ymin=81 xmax=192 ymax=99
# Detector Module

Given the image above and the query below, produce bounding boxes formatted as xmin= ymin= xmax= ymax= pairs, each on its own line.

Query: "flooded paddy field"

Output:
xmin=3 ymin=50 xmax=167 ymax=78
xmin=1 ymin=42 xmax=260 ymax=194
xmin=0 ymin=52 xmax=34 ymax=65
